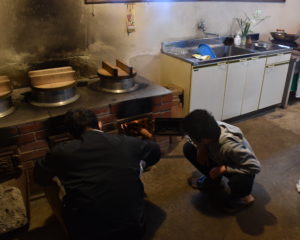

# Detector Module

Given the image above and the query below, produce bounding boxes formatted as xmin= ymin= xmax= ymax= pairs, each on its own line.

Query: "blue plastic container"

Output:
xmin=194 ymin=44 xmax=216 ymax=59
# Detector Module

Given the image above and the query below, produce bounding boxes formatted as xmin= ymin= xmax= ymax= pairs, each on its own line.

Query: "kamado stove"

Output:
xmin=28 ymin=66 xmax=80 ymax=107
xmin=96 ymin=60 xmax=139 ymax=93
xmin=0 ymin=76 xmax=14 ymax=118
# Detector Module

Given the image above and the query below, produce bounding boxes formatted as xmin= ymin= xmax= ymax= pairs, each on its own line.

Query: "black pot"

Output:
xmin=271 ymin=32 xmax=300 ymax=41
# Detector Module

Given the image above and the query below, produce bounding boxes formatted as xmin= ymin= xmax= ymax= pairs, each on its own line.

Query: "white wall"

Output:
xmin=85 ymin=0 xmax=300 ymax=83
xmin=0 ymin=0 xmax=299 ymax=86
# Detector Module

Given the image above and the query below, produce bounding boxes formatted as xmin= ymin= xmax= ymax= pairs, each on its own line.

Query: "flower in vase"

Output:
xmin=235 ymin=10 xmax=270 ymax=38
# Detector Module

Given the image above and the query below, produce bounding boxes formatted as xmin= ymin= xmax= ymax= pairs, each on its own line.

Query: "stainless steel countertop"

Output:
xmin=161 ymin=37 xmax=292 ymax=67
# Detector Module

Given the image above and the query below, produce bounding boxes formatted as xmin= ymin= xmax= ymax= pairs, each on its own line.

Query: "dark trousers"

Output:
xmin=183 ymin=142 xmax=255 ymax=198
xmin=62 ymin=204 xmax=145 ymax=240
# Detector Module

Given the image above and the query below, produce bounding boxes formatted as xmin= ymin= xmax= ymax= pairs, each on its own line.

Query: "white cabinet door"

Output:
xmin=241 ymin=57 xmax=266 ymax=114
xmin=222 ymin=60 xmax=247 ymax=120
xmin=190 ymin=62 xmax=227 ymax=120
xmin=259 ymin=62 xmax=290 ymax=109
xmin=266 ymin=53 xmax=291 ymax=65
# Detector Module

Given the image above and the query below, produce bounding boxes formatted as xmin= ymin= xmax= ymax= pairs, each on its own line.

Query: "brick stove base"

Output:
xmin=0 ymin=93 xmax=173 ymax=197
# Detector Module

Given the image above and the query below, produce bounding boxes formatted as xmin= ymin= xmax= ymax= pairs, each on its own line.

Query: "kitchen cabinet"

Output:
xmin=222 ymin=59 xmax=248 ymax=119
xmin=223 ymin=57 xmax=267 ymax=119
xmin=190 ymin=62 xmax=227 ymax=120
xmin=161 ymin=51 xmax=291 ymax=119
xmin=241 ymin=57 xmax=266 ymax=114
xmin=259 ymin=53 xmax=291 ymax=109
xmin=161 ymin=54 xmax=193 ymax=115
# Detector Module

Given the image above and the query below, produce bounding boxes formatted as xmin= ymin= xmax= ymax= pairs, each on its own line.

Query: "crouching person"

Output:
xmin=34 ymin=109 xmax=161 ymax=240
xmin=182 ymin=109 xmax=261 ymax=213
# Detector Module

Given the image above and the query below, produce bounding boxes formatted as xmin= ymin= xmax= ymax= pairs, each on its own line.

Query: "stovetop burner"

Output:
xmin=271 ymin=39 xmax=299 ymax=49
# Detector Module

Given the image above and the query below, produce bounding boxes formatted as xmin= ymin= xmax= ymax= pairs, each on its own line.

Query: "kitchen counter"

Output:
xmin=0 ymin=76 xmax=171 ymax=128
xmin=161 ymin=37 xmax=293 ymax=118
xmin=161 ymin=37 xmax=292 ymax=67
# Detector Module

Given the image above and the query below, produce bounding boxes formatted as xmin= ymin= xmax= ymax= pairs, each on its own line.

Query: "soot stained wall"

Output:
xmin=14 ymin=0 xmax=85 ymax=55
xmin=0 ymin=0 xmax=299 ymax=89
xmin=0 ymin=0 xmax=88 ymax=88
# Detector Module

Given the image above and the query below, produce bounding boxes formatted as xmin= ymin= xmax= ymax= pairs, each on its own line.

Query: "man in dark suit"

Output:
xmin=34 ymin=109 xmax=161 ymax=240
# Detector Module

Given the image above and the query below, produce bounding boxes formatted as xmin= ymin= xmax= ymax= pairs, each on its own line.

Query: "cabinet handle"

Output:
xmin=266 ymin=64 xmax=275 ymax=68
xmin=266 ymin=61 xmax=289 ymax=68
xmin=217 ymin=62 xmax=227 ymax=70
xmin=275 ymin=52 xmax=291 ymax=57
xmin=274 ymin=61 xmax=290 ymax=66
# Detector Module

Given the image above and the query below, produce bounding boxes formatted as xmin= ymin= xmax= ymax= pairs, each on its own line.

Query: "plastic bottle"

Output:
xmin=234 ymin=33 xmax=241 ymax=46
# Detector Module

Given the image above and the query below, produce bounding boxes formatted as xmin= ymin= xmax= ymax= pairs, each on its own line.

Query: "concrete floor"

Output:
xmin=10 ymin=102 xmax=300 ymax=240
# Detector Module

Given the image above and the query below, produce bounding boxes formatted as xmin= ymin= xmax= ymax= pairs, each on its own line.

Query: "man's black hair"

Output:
xmin=64 ymin=109 xmax=99 ymax=138
xmin=182 ymin=109 xmax=221 ymax=142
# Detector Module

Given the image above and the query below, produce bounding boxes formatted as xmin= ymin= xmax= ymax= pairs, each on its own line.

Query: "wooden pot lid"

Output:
xmin=0 ymin=76 xmax=12 ymax=98
xmin=32 ymin=81 xmax=76 ymax=90
xmin=97 ymin=60 xmax=136 ymax=79
xmin=29 ymin=66 xmax=76 ymax=89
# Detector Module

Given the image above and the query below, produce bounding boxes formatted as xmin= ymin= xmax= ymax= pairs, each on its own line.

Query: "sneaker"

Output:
xmin=187 ymin=175 xmax=207 ymax=189
xmin=223 ymin=194 xmax=255 ymax=213
xmin=187 ymin=175 xmax=223 ymax=192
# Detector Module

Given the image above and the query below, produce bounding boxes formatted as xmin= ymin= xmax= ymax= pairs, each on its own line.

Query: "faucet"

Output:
xmin=204 ymin=32 xmax=220 ymax=38
xmin=198 ymin=20 xmax=219 ymax=38
xmin=198 ymin=20 xmax=206 ymax=32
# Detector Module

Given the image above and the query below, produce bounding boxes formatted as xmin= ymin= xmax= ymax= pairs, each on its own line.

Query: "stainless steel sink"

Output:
xmin=212 ymin=46 xmax=253 ymax=58
xmin=162 ymin=38 xmax=291 ymax=64
xmin=168 ymin=45 xmax=252 ymax=59
xmin=163 ymin=38 xmax=224 ymax=49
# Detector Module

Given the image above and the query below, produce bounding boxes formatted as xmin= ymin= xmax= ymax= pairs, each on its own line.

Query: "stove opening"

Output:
xmin=117 ymin=98 xmax=152 ymax=119
xmin=117 ymin=114 xmax=153 ymax=139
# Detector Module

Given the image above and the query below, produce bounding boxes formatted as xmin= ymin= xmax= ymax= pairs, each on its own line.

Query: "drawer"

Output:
xmin=266 ymin=53 xmax=291 ymax=65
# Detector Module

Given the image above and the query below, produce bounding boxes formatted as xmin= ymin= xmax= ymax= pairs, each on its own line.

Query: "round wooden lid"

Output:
xmin=32 ymin=80 xmax=76 ymax=90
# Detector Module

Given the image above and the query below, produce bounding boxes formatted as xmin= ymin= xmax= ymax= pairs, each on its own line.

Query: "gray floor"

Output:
xmin=14 ymin=102 xmax=300 ymax=240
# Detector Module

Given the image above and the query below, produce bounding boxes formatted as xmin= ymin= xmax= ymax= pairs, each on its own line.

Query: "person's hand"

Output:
xmin=98 ymin=120 xmax=103 ymax=130
xmin=209 ymin=165 xmax=226 ymax=179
